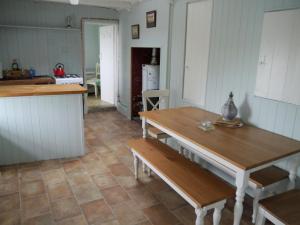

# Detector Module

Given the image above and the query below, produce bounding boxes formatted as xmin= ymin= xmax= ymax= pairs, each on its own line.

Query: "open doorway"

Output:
xmin=82 ymin=19 xmax=118 ymax=113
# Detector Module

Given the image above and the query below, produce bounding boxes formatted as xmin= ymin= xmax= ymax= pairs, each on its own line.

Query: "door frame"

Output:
xmin=81 ymin=18 xmax=119 ymax=114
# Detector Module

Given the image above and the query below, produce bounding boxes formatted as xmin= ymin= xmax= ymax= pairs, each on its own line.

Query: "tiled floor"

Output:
xmin=0 ymin=110 xmax=254 ymax=225
xmin=87 ymin=95 xmax=115 ymax=113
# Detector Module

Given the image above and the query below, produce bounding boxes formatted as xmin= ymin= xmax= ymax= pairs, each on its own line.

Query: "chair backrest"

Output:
xmin=96 ymin=62 xmax=100 ymax=79
xmin=142 ymin=89 xmax=170 ymax=111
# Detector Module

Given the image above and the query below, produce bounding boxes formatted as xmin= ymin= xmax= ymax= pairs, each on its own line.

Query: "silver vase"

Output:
xmin=221 ymin=92 xmax=238 ymax=121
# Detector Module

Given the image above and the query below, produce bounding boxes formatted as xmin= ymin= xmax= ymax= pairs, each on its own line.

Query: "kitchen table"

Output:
xmin=139 ymin=107 xmax=300 ymax=225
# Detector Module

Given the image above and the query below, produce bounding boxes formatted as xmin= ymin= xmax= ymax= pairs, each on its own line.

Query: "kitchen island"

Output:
xmin=0 ymin=84 xmax=87 ymax=165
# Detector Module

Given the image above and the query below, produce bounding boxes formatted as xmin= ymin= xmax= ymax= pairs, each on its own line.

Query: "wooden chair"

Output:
xmin=142 ymin=89 xmax=170 ymax=140
xmin=256 ymin=189 xmax=300 ymax=225
xmin=86 ymin=62 xmax=100 ymax=97
xmin=142 ymin=89 xmax=192 ymax=160
xmin=249 ymin=166 xmax=289 ymax=223
xmin=128 ymin=138 xmax=235 ymax=225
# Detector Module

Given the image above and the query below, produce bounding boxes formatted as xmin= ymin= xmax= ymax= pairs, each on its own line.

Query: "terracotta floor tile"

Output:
xmin=47 ymin=181 xmax=73 ymax=202
xmin=0 ymin=210 xmax=21 ymax=225
xmin=108 ymin=163 xmax=133 ymax=177
xmin=92 ymin=173 xmax=118 ymax=190
xmin=111 ymin=200 xmax=147 ymax=225
xmin=0 ymin=181 xmax=18 ymax=197
xmin=155 ymin=189 xmax=187 ymax=210
xmin=19 ymin=167 xmax=42 ymax=183
xmin=71 ymin=183 xmax=103 ymax=204
xmin=51 ymin=197 xmax=81 ymax=221
xmin=0 ymin=166 xmax=18 ymax=184
xmin=102 ymin=185 xmax=130 ymax=205
xmin=40 ymin=159 xmax=62 ymax=172
xmin=42 ymin=169 xmax=66 ymax=186
xmin=21 ymin=180 xmax=45 ymax=199
xmin=80 ymin=152 xmax=100 ymax=164
xmin=98 ymin=153 xmax=120 ymax=167
xmin=114 ymin=176 xmax=144 ymax=190
xmin=21 ymin=195 xmax=50 ymax=220
xmin=127 ymin=187 xmax=159 ymax=209
xmin=67 ymin=172 xmax=93 ymax=187
xmin=56 ymin=215 xmax=88 ymax=225
xmin=22 ymin=214 xmax=56 ymax=225
xmin=143 ymin=204 xmax=181 ymax=225
xmin=145 ymin=178 xmax=170 ymax=194
xmin=81 ymin=199 xmax=114 ymax=224
xmin=96 ymin=220 xmax=120 ymax=225
xmin=82 ymin=162 xmax=109 ymax=176
xmin=0 ymin=193 xmax=20 ymax=212
xmin=173 ymin=205 xmax=195 ymax=225
xmin=63 ymin=160 xmax=84 ymax=175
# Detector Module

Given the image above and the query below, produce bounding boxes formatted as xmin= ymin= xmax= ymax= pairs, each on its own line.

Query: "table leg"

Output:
xmin=142 ymin=117 xmax=148 ymax=138
xmin=142 ymin=117 xmax=148 ymax=172
xmin=288 ymin=157 xmax=300 ymax=190
xmin=234 ymin=171 xmax=249 ymax=225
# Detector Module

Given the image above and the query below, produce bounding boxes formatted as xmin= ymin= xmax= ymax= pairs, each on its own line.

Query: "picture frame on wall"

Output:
xmin=131 ymin=24 xmax=140 ymax=39
xmin=146 ymin=10 xmax=157 ymax=28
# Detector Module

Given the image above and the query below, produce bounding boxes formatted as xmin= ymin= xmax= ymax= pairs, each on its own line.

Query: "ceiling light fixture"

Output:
xmin=70 ymin=0 xmax=79 ymax=5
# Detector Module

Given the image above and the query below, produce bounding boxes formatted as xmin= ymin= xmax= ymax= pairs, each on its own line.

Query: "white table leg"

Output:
xmin=252 ymin=188 xmax=262 ymax=223
xmin=255 ymin=208 xmax=266 ymax=225
xmin=195 ymin=208 xmax=207 ymax=225
xmin=213 ymin=203 xmax=225 ymax=225
xmin=234 ymin=170 xmax=249 ymax=225
xmin=142 ymin=117 xmax=148 ymax=173
xmin=133 ymin=154 xmax=139 ymax=179
xmin=288 ymin=157 xmax=300 ymax=190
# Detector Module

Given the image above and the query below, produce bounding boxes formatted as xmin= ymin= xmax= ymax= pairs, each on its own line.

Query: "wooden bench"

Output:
xmin=128 ymin=138 xmax=235 ymax=225
xmin=249 ymin=166 xmax=289 ymax=223
xmin=256 ymin=189 xmax=300 ymax=225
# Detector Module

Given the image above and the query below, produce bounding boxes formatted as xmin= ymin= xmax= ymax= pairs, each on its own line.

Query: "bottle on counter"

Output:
xmin=12 ymin=59 xmax=19 ymax=71
xmin=29 ymin=67 xmax=36 ymax=79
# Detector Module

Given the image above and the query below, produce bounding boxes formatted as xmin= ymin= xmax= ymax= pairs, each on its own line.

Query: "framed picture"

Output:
xmin=131 ymin=24 xmax=140 ymax=39
xmin=146 ymin=10 xmax=157 ymax=28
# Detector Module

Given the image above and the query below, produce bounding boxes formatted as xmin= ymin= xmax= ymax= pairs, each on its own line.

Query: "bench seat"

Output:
xmin=128 ymin=138 xmax=235 ymax=225
xmin=256 ymin=189 xmax=300 ymax=225
xmin=250 ymin=166 xmax=289 ymax=188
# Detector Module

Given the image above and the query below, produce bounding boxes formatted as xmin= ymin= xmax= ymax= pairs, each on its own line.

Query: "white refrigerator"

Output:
xmin=142 ymin=64 xmax=159 ymax=91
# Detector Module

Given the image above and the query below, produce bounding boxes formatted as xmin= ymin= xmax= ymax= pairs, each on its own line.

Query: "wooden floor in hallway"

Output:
xmin=0 ymin=110 xmax=255 ymax=225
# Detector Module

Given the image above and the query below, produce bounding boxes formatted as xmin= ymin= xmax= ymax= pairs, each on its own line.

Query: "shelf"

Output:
xmin=0 ymin=24 xmax=80 ymax=31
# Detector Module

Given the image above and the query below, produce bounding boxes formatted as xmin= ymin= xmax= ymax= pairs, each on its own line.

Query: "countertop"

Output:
xmin=0 ymin=76 xmax=55 ymax=85
xmin=0 ymin=84 xmax=87 ymax=97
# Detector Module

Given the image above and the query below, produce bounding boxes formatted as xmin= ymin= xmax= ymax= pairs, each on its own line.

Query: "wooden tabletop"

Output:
xmin=139 ymin=107 xmax=300 ymax=170
xmin=0 ymin=84 xmax=87 ymax=97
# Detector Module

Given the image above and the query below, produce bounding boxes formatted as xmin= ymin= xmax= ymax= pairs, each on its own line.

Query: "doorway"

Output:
xmin=82 ymin=19 xmax=118 ymax=113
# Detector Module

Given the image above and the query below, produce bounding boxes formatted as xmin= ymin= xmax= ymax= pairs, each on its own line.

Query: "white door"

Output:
xmin=99 ymin=25 xmax=115 ymax=104
xmin=183 ymin=0 xmax=212 ymax=106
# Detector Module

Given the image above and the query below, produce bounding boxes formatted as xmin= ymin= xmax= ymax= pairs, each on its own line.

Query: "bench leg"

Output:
xmin=213 ymin=203 xmax=225 ymax=225
xmin=195 ymin=208 xmax=207 ymax=225
xmin=189 ymin=151 xmax=194 ymax=161
xmin=255 ymin=208 xmax=266 ymax=225
xmin=288 ymin=157 xmax=300 ymax=190
xmin=252 ymin=188 xmax=262 ymax=223
xmin=179 ymin=146 xmax=184 ymax=155
xmin=133 ymin=154 xmax=139 ymax=179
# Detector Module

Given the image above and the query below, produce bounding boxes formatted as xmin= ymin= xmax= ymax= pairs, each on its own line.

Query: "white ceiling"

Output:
xmin=38 ymin=0 xmax=143 ymax=10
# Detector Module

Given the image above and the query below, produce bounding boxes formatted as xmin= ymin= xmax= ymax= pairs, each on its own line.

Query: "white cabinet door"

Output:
xmin=255 ymin=9 xmax=300 ymax=105
xmin=100 ymin=25 xmax=115 ymax=104
xmin=183 ymin=0 xmax=212 ymax=106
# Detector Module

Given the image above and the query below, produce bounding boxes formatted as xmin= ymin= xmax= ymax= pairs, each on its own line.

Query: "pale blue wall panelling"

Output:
xmin=0 ymin=0 xmax=118 ymax=76
xmin=170 ymin=0 xmax=300 ymax=142
xmin=118 ymin=0 xmax=171 ymax=117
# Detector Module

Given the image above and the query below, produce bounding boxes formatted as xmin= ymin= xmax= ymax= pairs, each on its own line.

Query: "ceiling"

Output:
xmin=37 ymin=0 xmax=143 ymax=10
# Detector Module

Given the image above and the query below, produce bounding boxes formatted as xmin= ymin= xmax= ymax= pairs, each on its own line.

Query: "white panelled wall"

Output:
xmin=170 ymin=0 xmax=300 ymax=139
xmin=0 ymin=0 xmax=118 ymax=76
xmin=0 ymin=94 xmax=85 ymax=165
xmin=169 ymin=0 xmax=300 ymax=175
